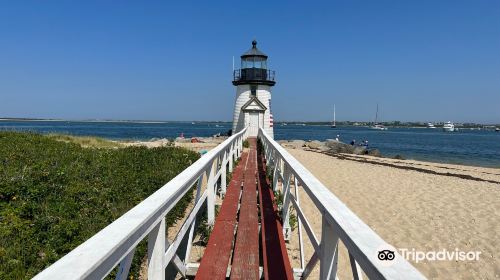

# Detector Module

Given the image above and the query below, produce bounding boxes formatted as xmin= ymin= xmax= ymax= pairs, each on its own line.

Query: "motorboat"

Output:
xmin=443 ymin=121 xmax=455 ymax=132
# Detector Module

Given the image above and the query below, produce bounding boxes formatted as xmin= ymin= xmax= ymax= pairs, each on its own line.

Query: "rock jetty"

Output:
xmin=278 ymin=139 xmax=382 ymax=157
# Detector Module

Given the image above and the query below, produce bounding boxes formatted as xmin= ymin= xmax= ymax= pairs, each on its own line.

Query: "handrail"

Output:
xmin=34 ymin=128 xmax=247 ymax=280
xmin=258 ymin=128 xmax=426 ymax=279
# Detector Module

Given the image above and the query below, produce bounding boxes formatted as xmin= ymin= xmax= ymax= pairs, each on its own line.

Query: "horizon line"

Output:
xmin=0 ymin=117 xmax=498 ymax=126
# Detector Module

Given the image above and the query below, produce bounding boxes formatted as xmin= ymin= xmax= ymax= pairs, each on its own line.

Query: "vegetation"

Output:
xmin=273 ymin=190 xmax=298 ymax=232
xmin=242 ymin=140 xmax=249 ymax=148
xmin=0 ymin=131 xmax=199 ymax=279
xmin=47 ymin=133 xmax=123 ymax=148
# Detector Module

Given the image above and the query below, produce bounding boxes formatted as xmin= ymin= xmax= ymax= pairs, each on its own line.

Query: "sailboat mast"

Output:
xmin=333 ymin=104 xmax=336 ymax=126
xmin=375 ymin=103 xmax=379 ymax=124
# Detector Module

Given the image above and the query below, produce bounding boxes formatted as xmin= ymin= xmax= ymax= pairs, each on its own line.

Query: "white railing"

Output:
xmin=258 ymin=128 xmax=426 ymax=280
xmin=34 ymin=128 xmax=247 ymax=280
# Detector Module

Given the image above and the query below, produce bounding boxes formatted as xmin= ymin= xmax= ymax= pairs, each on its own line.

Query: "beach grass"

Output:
xmin=47 ymin=133 xmax=123 ymax=148
xmin=0 ymin=131 xmax=199 ymax=279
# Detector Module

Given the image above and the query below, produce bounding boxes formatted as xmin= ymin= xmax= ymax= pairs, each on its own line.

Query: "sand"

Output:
xmin=284 ymin=148 xmax=499 ymax=279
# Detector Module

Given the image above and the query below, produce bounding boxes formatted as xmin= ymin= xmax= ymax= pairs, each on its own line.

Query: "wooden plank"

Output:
xmin=195 ymin=152 xmax=248 ymax=280
xmin=231 ymin=138 xmax=260 ymax=279
xmin=257 ymin=146 xmax=294 ymax=280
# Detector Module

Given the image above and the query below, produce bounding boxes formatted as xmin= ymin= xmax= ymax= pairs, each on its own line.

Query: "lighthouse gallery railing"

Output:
xmin=258 ymin=128 xmax=425 ymax=279
xmin=34 ymin=129 xmax=247 ymax=280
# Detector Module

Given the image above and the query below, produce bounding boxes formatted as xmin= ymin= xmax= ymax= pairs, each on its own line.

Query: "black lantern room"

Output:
xmin=233 ymin=40 xmax=276 ymax=86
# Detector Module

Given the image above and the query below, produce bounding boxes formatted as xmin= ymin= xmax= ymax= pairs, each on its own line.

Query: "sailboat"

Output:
xmin=370 ymin=104 xmax=388 ymax=130
xmin=331 ymin=104 xmax=336 ymax=128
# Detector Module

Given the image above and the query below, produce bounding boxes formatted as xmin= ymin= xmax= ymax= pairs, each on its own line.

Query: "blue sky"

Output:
xmin=0 ymin=1 xmax=499 ymax=123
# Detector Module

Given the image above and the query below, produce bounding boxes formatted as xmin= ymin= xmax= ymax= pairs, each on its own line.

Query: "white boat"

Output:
xmin=427 ymin=122 xmax=436 ymax=129
xmin=331 ymin=104 xmax=337 ymax=128
xmin=370 ymin=104 xmax=388 ymax=130
xmin=443 ymin=121 xmax=455 ymax=132
xmin=371 ymin=124 xmax=388 ymax=130
xmin=495 ymin=127 xmax=499 ymax=132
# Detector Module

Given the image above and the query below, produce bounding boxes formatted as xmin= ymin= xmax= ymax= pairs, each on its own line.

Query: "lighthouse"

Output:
xmin=232 ymin=40 xmax=276 ymax=138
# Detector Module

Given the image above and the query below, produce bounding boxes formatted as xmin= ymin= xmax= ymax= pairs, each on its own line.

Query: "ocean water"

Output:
xmin=1 ymin=121 xmax=499 ymax=168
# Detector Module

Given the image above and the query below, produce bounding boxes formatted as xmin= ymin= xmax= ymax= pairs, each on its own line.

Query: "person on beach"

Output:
xmin=351 ymin=139 xmax=355 ymax=145
xmin=335 ymin=135 xmax=340 ymax=141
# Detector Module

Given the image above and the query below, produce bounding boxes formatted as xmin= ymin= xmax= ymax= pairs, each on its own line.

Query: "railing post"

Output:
xmin=239 ymin=135 xmax=243 ymax=156
xmin=272 ymin=157 xmax=280 ymax=191
xmin=206 ymin=164 xmax=216 ymax=225
xmin=295 ymin=179 xmax=305 ymax=270
xmin=319 ymin=217 xmax=339 ymax=280
xmin=228 ymin=144 xmax=234 ymax=173
xmin=148 ymin=218 xmax=166 ymax=280
xmin=266 ymin=141 xmax=271 ymax=162
xmin=281 ymin=167 xmax=292 ymax=240
xmin=220 ymin=149 xmax=228 ymax=196
xmin=184 ymin=174 xmax=204 ymax=266
xmin=115 ymin=248 xmax=135 ymax=280
xmin=235 ymin=138 xmax=240 ymax=158
xmin=349 ymin=252 xmax=364 ymax=280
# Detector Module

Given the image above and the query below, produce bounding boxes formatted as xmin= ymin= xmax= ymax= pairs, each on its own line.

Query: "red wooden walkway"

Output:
xmin=196 ymin=138 xmax=293 ymax=280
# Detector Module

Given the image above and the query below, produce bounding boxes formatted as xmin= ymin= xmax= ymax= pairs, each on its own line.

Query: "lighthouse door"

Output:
xmin=248 ymin=112 xmax=259 ymax=136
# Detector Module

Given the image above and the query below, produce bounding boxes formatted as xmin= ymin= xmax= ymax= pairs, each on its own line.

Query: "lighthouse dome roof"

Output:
xmin=241 ymin=40 xmax=268 ymax=58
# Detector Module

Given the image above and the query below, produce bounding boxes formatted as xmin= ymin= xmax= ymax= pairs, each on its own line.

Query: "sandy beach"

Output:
xmin=283 ymin=147 xmax=499 ymax=279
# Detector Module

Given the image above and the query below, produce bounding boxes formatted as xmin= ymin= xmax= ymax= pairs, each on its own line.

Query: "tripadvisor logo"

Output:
xmin=375 ymin=244 xmax=398 ymax=267
xmin=375 ymin=244 xmax=481 ymax=267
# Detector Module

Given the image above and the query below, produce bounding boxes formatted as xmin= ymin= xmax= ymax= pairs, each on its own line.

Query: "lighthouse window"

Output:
xmin=250 ymin=85 xmax=257 ymax=96
xmin=242 ymin=59 xmax=253 ymax=69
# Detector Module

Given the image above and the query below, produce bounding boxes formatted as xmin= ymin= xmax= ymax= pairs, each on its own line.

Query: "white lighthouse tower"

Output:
xmin=232 ymin=40 xmax=276 ymax=138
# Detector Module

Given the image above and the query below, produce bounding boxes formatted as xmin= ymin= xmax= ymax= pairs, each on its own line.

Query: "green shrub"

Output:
xmin=0 ymin=132 xmax=199 ymax=279
xmin=267 ymin=166 xmax=274 ymax=182
xmin=242 ymin=140 xmax=249 ymax=148
xmin=289 ymin=211 xmax=298 ymax=231
xmin=273 ymin=190 xmax=297 ymax=232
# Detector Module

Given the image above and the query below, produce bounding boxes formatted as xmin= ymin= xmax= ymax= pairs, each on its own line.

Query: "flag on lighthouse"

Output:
xmin=269 ymin=100 xmax=273 ymax=128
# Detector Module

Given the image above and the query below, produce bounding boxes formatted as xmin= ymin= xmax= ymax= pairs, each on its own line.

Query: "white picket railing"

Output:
xmin=34 ymin=125 xmax=425 ymax=280
xmin=34 ymin=128 xmax=247 ymax=280
xmin=258 ymin=128 xmax=426 ymax=280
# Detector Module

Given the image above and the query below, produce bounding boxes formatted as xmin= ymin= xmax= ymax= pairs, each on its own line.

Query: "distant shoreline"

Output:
xmin=1 ymin=118 xmax=498 ymax=128
xmin=0 ymin=118 xmax=229 ymax=124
